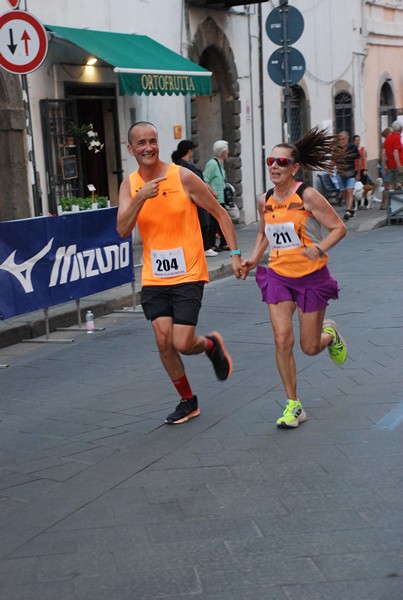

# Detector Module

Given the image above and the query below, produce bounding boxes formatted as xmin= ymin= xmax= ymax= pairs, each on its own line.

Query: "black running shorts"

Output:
xmin=141 ymin=282 xmax=205 ymax=325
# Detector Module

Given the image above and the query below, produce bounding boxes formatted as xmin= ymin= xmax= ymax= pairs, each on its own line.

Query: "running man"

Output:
xmin=117 ymin=122 xmax=243 ymax=424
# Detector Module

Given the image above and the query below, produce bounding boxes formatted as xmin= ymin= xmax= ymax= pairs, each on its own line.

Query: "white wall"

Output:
xmin=4 ymin=0 xmax=401 ymax=220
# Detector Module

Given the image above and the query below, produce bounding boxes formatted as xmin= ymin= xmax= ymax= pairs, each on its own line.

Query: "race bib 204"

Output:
xmin=151 ymin=247 xmax=187 ymax=278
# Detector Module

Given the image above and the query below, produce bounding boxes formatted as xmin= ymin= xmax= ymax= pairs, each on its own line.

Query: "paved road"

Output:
xmin=0 ymin=217 xmax=402 ymax=599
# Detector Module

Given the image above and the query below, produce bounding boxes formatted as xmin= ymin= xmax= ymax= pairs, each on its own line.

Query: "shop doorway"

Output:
xmin=40 ymin=85 xmax=122 ymax=214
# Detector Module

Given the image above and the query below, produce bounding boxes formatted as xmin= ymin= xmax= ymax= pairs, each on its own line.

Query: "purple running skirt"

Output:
xmin=255 ymin=265 xmax=340 ymax=313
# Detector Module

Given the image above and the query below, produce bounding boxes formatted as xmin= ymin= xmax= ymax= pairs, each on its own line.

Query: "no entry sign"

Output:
xmin=0 ymin=10 xmax=48 ymax=74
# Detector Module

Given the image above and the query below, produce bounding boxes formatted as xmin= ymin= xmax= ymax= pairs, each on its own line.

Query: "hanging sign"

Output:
xmin=0 ymin=10 xmax=48 ymax=74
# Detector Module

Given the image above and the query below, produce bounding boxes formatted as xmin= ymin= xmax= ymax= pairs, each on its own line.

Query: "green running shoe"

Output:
xmin=276 ymin=399 xmax=307 ymax=429
xmin=322 ymin=319 xmax=347 ymax=365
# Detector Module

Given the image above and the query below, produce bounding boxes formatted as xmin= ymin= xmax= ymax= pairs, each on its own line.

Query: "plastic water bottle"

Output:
xmin=85 ymin=310 xmax=95 ymax=334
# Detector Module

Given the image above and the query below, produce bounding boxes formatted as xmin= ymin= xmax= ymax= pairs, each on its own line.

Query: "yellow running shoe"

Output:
xmin=276 ymin=399 xmax=307 ymax=429
xmin=322 ymin=319 xmax=347 ymax=365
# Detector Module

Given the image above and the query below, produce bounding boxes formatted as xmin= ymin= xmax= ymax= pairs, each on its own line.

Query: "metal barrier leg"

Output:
xmin=22 ymin=308 xmax=75 ymax=343
xmin=114 ymin=233 xmax=143 ymax=314
xmin=113 ymin=277 xmax=143 ymax=314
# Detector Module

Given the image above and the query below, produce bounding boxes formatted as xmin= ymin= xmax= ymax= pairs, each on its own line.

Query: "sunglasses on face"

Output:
xmin=266 ymin=157 xmax=294 ymax=167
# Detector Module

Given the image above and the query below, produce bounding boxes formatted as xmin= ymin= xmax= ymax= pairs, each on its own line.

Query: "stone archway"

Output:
xmin=0 ymin=71 xmax=30 ymax=221
xmin=188 ymin=17 xmax=243 ymax=212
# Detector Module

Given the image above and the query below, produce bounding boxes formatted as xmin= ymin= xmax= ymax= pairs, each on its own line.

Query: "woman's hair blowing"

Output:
xmin=274 ymin=127 xmax=347 ymax=172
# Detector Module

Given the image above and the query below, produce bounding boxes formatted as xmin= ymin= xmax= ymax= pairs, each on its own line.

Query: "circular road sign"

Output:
xmin=0 ymin=10 xmax=48 ymax=74
xmin=267 ymin=47 xmax=306 ymax=87
xmin=266 ymin=5 xmax=304 ymax=46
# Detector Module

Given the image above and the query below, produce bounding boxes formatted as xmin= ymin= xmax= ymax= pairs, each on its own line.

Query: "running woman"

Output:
xmin=241 ymin=128 xmax=348 ymax=429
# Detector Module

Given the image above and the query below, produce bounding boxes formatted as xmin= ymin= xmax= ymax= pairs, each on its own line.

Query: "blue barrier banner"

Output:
xmin=0 ymin=208 xmax=133 ymax=320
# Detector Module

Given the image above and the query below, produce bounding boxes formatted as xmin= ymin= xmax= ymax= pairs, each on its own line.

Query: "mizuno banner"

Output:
xmin=0 ymin=208 xmax=133 ymax=320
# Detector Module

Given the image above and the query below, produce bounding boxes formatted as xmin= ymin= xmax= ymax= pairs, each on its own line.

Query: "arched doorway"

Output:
xmin=379 ymin=81 xmax=395 ymax=129
xmin=188 ymin=18 xmax=243 ymax=212
xmin=284 ymin=85 xmax=309 ymax=144
xmin=0 ymin=72 xmax=30 ymax=221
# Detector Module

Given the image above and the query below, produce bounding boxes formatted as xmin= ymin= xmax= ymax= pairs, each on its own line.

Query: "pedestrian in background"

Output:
xmin=241 ymin=127 xmax=347 ymax=429
xmin=171 ymin=140 xmax=217 ymax=257
xmin=117 ymin=122 xmax=243 ymax=425
xmin=353 ymin=134 xmax=368 ymax=184
xmin=203 ymin=140 xmax=231 ymax=252
xmin=336 ymin=131 xmax=360 ymax=220
xmin=380 ymin=127 xmax=392 ymax=210
xmin=382 ymin=120 xmax=403 ymax=193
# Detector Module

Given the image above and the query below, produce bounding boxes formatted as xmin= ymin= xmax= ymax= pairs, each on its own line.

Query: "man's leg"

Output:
xmin=152 ymin=317 xmax=201 ymax=424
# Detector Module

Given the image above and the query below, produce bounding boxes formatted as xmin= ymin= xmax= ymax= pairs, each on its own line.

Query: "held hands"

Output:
xmin=231 ymin=255 xmax=244 ymax=279
xmin=239 ymin=258 xmax=257 ymax=280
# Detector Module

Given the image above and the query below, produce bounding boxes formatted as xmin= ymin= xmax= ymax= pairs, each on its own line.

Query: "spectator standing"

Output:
xmin=336 ymin=131 xmax=360 ymax=221
xmin=382 ymin=120 xmax=403 ymax=194
xmin=380 ymin=127 xmax=392 ymax=210
xmin=353 ymin=134 xmax=368 ymax=184
xmin=203 ymin=140 xmax=230 ymax=252
xmin=171 ymin=140 xmax=217 ymax=257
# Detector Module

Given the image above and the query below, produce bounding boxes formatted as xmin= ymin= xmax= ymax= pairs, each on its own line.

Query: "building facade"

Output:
xmin=0 ymin=0 xmax=402 ymax=224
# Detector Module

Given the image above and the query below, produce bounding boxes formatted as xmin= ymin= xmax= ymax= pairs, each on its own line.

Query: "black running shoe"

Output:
xmin=206 ymin=331 xmax=233 ymax=381
xmin=165 ymin=396 xmax=200 ymax=425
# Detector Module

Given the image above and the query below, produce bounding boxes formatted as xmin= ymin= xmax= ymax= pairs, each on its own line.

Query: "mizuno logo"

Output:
xmin=0 ymin=239 xmax=54 ymax=293
xmin=0 ymin=239 xmax=131 ymax=293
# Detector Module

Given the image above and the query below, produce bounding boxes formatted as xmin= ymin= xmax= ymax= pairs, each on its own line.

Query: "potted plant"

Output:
xmin=66 ymin=122 xmax=104 ymax=153
xmin=58 ymin=195 xmax=109 ymax=214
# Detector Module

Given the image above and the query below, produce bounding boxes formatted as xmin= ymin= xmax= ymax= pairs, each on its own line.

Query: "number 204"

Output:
xmin=156 ymin=257 xmax=179 ymax=272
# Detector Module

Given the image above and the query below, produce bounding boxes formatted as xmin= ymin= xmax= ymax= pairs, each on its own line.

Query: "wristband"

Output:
xmin=315 ymin=246 xmax=324 ymax=258
xmin=230 ymin=249 xmax=242 ymax=257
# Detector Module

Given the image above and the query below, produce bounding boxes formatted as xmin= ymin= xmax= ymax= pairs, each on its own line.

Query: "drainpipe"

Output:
xmin=182 ymin=0 xmax=192 ymax=138
xmin=258 ymin=2 xmax=267 ymax=195
xmin=21 ymin=0 xmax=43 ymax=215
xmin=247 ymin=5 xmax=258 ymax=221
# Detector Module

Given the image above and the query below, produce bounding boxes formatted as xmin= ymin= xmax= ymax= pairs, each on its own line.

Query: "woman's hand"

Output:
xmin=239 ymin=258 xmax=257 ymax=280
xmin=301 ymin=245 xmax=324 ymax=261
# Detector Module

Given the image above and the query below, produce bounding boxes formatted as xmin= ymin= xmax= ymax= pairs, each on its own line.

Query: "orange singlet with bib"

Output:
xmin=130 ymin=163 xmax=209 ymax=286
xmin=264 ymin=183 xmax=328 ymax=278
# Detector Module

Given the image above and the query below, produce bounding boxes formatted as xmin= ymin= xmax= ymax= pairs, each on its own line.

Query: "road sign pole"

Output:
xmin=267 ymin=1 xmax=304 ymax=143
xmin=21 ymin=73 xmax=42 ymax=216
xmin=280 ymin=0 xmax=292 ymax=143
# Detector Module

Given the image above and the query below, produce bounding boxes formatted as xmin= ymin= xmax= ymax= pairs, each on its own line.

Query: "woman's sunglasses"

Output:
xmin=266 ymin=157 xmax=294 ymax=167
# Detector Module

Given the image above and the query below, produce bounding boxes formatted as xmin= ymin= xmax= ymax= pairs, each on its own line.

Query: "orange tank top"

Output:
xmin=130 ymin=164 xmax=208 ymax=286
xmin=264 ymin=183 xmax=328 ymax=278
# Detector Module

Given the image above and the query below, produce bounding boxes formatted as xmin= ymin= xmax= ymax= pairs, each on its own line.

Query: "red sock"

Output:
xmin=172 ymin=374 xmax=193 ymax=399
xmin=205 ymin=337 xmax=214 ymax=353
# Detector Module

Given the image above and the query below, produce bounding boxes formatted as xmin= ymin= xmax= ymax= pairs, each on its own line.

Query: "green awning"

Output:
xmin=46 ymin=25 xmax=212 ymax=96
